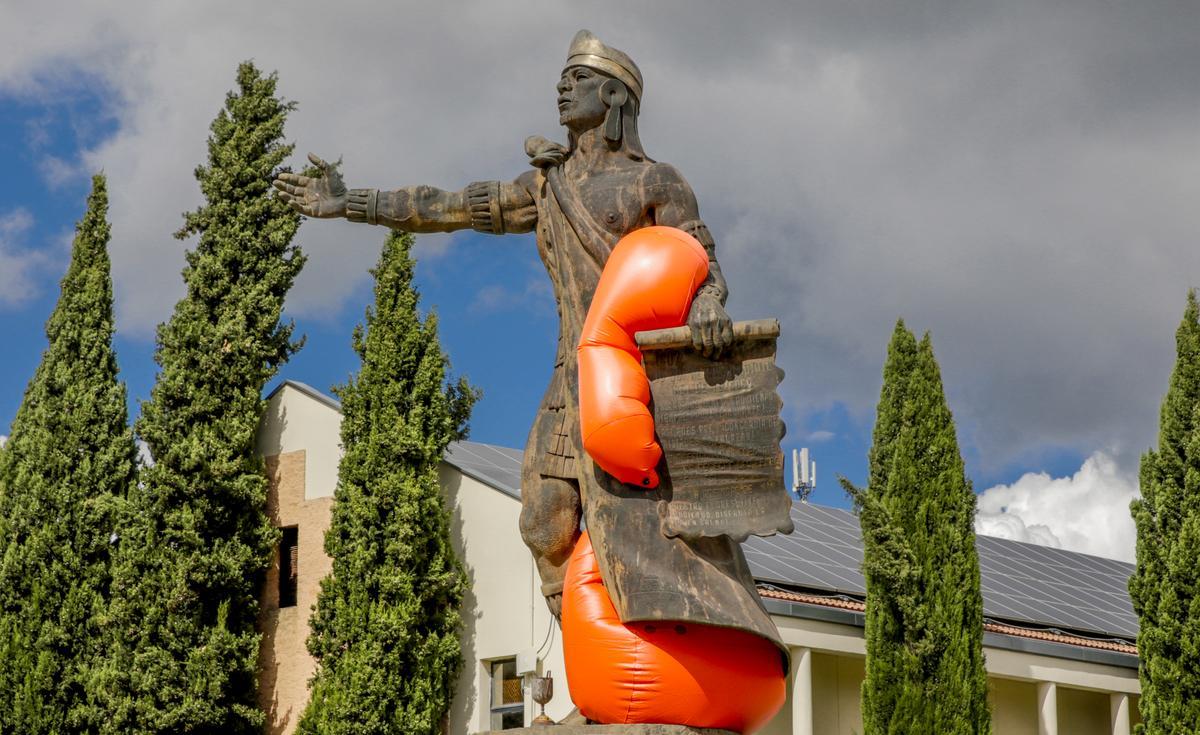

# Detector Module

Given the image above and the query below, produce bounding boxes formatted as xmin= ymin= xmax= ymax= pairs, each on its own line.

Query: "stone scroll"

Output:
xmin=635 ymin=318 xmax=794 ymax=543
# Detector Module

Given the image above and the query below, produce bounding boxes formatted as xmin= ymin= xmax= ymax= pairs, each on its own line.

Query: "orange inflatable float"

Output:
xmin=562 ymin=532 xmax=786 ymax=732
xmin=577 ymin=226 xmax=709 ymax=488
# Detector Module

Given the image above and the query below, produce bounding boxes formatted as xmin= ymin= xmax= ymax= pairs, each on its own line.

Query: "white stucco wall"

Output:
xmin=257 ymin=384 xmax=343 ymax=500
xmin=441 ymin=465 xmax=570 ymax=734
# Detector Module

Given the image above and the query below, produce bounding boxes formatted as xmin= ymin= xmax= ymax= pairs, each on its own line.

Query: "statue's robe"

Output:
xmin=522 ymin=161 xmax=786 ymax=658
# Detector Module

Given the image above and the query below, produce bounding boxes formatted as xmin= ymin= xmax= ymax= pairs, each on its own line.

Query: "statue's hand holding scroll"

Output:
xmin=273 ymin=153 xmax=349 ymax=219
xmin=687 ymin=292 xmax=734 ymax=358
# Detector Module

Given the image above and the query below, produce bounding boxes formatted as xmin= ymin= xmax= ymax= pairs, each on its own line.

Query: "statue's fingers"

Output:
xmin=276 ymin=173 xmax=311 ymax=188
xmin=712 ymin=330 xmax=729 ymax=358
xmin=308 ymin=152 xmax=328 ymax=169
xmin=277 ymin=193 xmax=305 ymax=214
xmin=701 ymin=322 xmax=717 ymax=357
xmin=720 ymin=320 xmax=734 ymax=350
xmin=279 ymin=192 xmax=306 ymax=211
xmin=691 ymin=323 xmax=706 ymax=353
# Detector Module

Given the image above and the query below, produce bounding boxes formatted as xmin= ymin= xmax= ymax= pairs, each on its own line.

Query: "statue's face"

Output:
xmin=557 ymin=65 xmax=608 ymax=131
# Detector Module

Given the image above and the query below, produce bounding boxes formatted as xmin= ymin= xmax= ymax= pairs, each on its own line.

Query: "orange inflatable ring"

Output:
xmin=577 ymin=226 xmax=709 ymax=488
xmin=562 ymin=532 xmax=786 ymax=733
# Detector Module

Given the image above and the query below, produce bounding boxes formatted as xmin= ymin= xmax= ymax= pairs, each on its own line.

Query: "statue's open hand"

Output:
xmin=688 ymin=292 xmax=734 ymax=358
xmin=273 ymin=153 xmax=348 ymax=218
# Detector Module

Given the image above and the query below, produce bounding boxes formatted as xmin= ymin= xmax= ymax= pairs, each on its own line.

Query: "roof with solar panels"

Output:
xmin=274 ymin=379 xmax=1140 ymax=668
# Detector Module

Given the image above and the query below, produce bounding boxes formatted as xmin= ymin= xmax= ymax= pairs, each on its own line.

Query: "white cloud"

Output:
xmin=468 ymin=275 xmax=554 ymax=315
xmin=37 ymin=154 xmax=86 ymax=189
xmin=975 ymin=512 xmax=1063 ymax=550
xmin=0 ymin=1 xmax=1197 ymax=475
xmin=136 ymin=439 xmax=153 ymax=467
xmin=805 ymin=430 xmax=836 ymax=443
xmin=0 ymin=435 xmax=7 ymax=448
xmin=0 ymin=209 xmax=45 ymax=307
xmin=976 ymin=451 xmax=1138 ymax=562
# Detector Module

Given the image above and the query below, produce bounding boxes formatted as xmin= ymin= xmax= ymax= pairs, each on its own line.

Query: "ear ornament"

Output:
xmin=600 ymin=79 xmax=628 ymax=143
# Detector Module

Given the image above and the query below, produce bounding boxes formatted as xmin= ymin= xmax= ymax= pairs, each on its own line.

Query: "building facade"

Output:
xmin=255 ymin=380 xmax=1140 ymax=735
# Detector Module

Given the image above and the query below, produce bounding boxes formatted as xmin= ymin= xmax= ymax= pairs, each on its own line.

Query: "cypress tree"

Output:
xmin=1129 ymin=291 xmax=1200 ymax=732
xmin=297 ymin=231 xmax=477 ymax=735
xmin=0 ymin=174 xmax=138 ymax=733
xmin=847 ymin=322 xmax=920 ymax=732
xmin=842 ymin=321 xmax=990 ymax=734
xmin=95 ymin=62 xmax=304 ymax=733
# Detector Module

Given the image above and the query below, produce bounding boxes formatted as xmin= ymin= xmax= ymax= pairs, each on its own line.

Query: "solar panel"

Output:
xmin=745 ymin=504 xmax=867 ymax=596
xmin=744 ymin=503 xmax=1138 ymax=640
xmin=440 ymin=430 xmax=1142 ymax=641
xmin=444 ymin=441 xmax=524 ymax=500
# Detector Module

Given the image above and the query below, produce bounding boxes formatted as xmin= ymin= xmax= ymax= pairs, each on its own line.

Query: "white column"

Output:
xmin=1110 ymin=693 xmax=1131 ymax=735
xmin=1037 ymin=682 xmax=1058 ymax=735
xmin=790 ymin=646 xmax=813 ymax=735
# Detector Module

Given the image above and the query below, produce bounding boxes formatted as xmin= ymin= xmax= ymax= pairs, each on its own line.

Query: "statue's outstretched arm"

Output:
xmin=273 ymin=153 xmax=536 ymax=234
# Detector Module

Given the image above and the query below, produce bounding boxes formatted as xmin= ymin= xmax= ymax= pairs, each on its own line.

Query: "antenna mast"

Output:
xmin=791 ymin=447 xmax=817 ymax=501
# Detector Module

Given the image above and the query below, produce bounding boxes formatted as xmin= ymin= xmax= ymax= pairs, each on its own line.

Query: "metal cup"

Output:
xmin=531 ymin=672 xmax=554 ymax=726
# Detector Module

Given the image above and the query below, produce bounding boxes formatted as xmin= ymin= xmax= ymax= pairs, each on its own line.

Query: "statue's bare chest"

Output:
xmin=568 ymin=168 xmax=654 ymax=237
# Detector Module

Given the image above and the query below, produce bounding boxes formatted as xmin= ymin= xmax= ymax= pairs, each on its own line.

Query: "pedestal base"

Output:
xmin=476 ymin=727 xmax=735 ymax=735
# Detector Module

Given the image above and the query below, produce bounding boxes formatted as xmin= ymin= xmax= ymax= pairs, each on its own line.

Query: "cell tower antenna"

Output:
xmin=791 ymin=447 xmax=816 ymax=501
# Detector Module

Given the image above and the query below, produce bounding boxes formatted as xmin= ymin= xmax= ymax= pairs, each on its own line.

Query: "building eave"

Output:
xmin=268 ymin=379 xmax=344 ymax=413
xmin=758 ymin=585 xmax=1139 ymax=670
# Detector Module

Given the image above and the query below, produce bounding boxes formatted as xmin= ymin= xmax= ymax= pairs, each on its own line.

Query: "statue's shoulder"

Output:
xmin=643 ymin=159 xmax=680 ymax=175
xmin=640 ymin=160 xmax=694 ymax=198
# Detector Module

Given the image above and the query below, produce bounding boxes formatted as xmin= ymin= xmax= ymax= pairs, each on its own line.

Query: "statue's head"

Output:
xmin=558 ymin=30 xmax=646 ymax=160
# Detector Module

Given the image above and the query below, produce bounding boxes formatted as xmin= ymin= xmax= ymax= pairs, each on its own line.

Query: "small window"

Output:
xmin=279 ymin=526 xmax=298 ymax=608
xmin=489 ymin=658 xmax=524 ymax=730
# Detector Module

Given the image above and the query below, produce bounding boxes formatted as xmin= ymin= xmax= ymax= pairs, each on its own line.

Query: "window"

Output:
xmin=489 ymin=658 xmax=524 ymax=730
xmin=279 ymin=526 xmax=298 ymax=608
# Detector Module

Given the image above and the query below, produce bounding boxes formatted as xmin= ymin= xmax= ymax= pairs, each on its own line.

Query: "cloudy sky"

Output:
xmin=2 ymin=1 xmax=1197 ymax=562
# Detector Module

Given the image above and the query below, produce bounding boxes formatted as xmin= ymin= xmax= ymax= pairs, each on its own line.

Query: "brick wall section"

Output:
xmin=257 ymin=450 xmax=334 ymax=735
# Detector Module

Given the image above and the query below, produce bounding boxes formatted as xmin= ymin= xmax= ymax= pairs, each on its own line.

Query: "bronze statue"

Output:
xmin=274 ymin=30 xmax=788 ymax=654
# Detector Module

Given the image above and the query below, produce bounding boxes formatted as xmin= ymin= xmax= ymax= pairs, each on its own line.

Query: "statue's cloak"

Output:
xmin=525 ymin=163 xmax=790 ymax=658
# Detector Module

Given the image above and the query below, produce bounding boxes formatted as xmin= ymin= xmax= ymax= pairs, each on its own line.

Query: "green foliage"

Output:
xmin=297 ymin=231 xmax=477 ymax=735
xmin=94 ymin=62 xmax=304 ymax=733
xmin=842 ymin=321 xmax=991 ymax=735
xmin=0 ymin=175 xmax=138 ymax=733
xmin=1130 ymin=290 xmax=1200 ymax=733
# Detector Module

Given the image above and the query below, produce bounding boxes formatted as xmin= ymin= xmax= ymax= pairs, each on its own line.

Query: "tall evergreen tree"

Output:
xmin=0 ymin=175 xmax=138 ymax=733
xmin=842 ymin=321 xmax=990 ymax=735
xmin=297 ymin=231 xmax=476 ymax=735
xmin=1129 ymin=291 xmax=1200 ymax=732
xmin=94 ymin=62 xmax=304 ymax=733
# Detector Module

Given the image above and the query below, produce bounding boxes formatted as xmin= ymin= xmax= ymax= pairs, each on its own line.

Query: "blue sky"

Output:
xmin=4 ymin=1 xmax=1198 ymax=560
